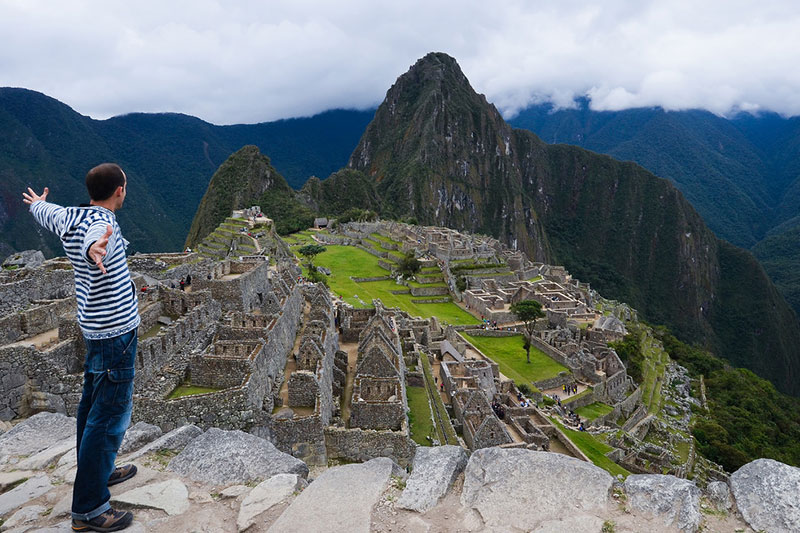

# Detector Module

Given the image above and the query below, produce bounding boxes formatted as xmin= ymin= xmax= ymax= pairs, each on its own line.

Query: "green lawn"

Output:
xmin=575 ymin=402 xmax=614 ymax=421
xmin=406 ymin=386 xmax=434 ymax=446
xmin=167 ymin=384 xmax=221 ymax=399
xmin=641 ymin=332 xmax=668 ymax=414
xmin=463 ymin=333 xmax=568 ymax=386
xmin=551 ymin=417 xmax=630 ymax=478
xmin=307 ymin=245 xmax=479 ymax=325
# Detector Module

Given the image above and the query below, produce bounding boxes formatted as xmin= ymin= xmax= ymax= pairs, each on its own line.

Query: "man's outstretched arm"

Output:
xmin=23 ymin=186 xmax=67 ymax=235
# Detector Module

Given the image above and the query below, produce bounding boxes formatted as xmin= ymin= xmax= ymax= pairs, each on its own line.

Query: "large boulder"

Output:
xmin=119 ymin=422 xmax=162 ymax=455
xmin=268 ymin=457 xmax=395 ymax=533
xmin=125 ymin=424 xmax=202 ymax=460
xmin=461 ymin=448 xmax=612 ymax=531
xmin=706 ymin=481 xmax=732 ymax=512
xmin=2 ymin=250 xmax=45 ymax=270
xmin=168 ymin=428 xmax=308 ymax=485
xmin=730 ymin=458 xmax=800 ymax=533
xmin=397 ymin=445 xmax=468 ymax=513
xmin=624 ymin=474 xmax=701 ymax=532
xmin=0 ymin=412 xmax=75 ymax=468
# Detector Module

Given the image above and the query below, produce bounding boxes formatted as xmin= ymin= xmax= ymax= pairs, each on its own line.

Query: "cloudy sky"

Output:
xmin=2 ymin=0 xmax=799 ymax=124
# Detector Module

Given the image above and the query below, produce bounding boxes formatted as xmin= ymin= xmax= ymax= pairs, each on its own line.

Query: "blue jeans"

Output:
xmin=72 ymin=329 xmax=137 ymax=521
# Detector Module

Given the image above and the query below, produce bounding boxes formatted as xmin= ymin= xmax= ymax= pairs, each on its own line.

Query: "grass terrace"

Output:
xmin=406 ymin=385 xmax=435 ymax=446
xmin=167 ymin=384 xmax=222 ymax=399
xmin=462 ymin=333 xmax=568 ymax=387
xmin=575 ymin=402 xmax=614 ymax=421
xmin=551 ymin=417 xmax=630 ymax=478
xmin=300 ymin=245 xmax=479 ymax=325
xmin=563 ymin=388 xmax=593 ymax=405
xmin=641 ymin=331 xmax=669 ymax=414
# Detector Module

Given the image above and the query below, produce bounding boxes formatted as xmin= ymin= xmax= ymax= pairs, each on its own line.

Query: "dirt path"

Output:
xmin=277 ymin=302 xmax=310 ymax=410
xmin=338 ymin=341 xmax=359 ymax=425
xmin=4 ymin=327 xmax=59 ymax=349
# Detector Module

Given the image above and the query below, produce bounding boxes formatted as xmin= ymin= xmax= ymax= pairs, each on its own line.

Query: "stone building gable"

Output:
xmin=297 ymin=337 xmax=325 ymax=371
xmin=356 ymin=345 xmax=400 ymax=379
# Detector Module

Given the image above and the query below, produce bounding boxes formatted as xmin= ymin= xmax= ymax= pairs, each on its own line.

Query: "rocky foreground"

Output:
xmin=1 ymin=414 xmax=799 ymax=533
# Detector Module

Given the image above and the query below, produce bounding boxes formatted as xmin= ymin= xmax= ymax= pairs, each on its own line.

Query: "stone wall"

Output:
xmin=133 ymin=387 xmax=264 ymax=431
xmin=0 ymin=264 xmax=73 ymax=315
xmin=288 ymin=371 xmax=318 ymax=407
xmin=257 ymin=415 xmax=327 ymax=466
xmin=409 ymin=285 xmax=449 ymax=297
xmin=324 ymin=426 xmax=417 ymax=468
xmin=0 ymin=341 xmax=83 ymax=420
xmin=189 ymin=353 xmax=251 ymax=389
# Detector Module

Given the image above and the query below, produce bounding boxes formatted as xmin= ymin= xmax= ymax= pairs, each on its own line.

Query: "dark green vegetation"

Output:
xmin=0 ymin=87 xmax=372 ymax=257
xmin=508 ymin=102 xmax=800 ymax=316
xmin=617 ymin=326 xmax=800 ymax=472
xmin=509 ymin=300 xmax=545 ymax=364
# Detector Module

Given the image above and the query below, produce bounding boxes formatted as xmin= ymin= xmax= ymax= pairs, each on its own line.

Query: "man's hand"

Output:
xmin=22 ymin=187 xmax=49 ymax=205
xmin=88 ymin=225 xmax=114 ymax=274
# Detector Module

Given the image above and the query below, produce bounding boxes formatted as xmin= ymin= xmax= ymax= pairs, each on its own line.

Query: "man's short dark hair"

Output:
xmin=85 ymin=163 xmax=125 ymax=201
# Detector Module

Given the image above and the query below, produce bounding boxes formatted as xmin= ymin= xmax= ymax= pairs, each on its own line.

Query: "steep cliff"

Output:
xmin=347 ymin=52 xmax=800 ymax=395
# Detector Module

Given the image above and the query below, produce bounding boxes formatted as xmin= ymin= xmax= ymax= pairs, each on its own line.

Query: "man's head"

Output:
xmin=86 ymin=163 xmax=127 ymax=210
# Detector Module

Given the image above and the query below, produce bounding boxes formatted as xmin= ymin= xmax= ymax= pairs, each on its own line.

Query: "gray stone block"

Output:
xmin=730 ymin=458 xmax=800 ymax=533
xmin=125 ymin=424 xmax=202 ymax=461
xmin=168 ymin=428 xmax=308 ymax=485
xmin=461 ymin=448 xmax=612 ymax=532
xmin=397 ymin=445 xmax=467 ymax=513
xmin=0 ymin=412 xmax=75 ymax=467
xmin=268 ymin=457 xmax=394 ymax=533
xmin=706 ymin=481 xmax=732 ymax=511
xmin=119 ymin=422 xmax=163 ymax=455
xmin=624 ymin=474 xmax=701 ymax=532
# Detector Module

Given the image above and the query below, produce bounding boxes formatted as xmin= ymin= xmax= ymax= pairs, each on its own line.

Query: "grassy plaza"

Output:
xmin=303 ymin=244 xmax=478 ymax=325
xmin=463 ymin=333 xmax=568 ymax=387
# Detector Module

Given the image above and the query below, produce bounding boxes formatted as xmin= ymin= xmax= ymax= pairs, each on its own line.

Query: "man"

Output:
xmin=23 ymin=163 xmax=140 ymax=532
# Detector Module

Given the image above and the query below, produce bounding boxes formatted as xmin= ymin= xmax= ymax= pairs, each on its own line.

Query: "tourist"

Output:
xmin=179 ymin=278 xmax=185 ymax=291
xmin=185 ymin=273 xmax=192 ymax=286
xmin=23 ymin=163 xmax=139 ymax=531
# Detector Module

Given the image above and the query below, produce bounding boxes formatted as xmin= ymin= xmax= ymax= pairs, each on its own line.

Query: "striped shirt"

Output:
xmin=29 ymin=201 xmax=140 ymax=339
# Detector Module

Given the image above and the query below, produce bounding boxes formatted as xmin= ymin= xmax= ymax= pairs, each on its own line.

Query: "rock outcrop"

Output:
xmin=624 ymin=474 xmax=701 ymax=532
xmin=397 ymin=445 xmax=467 ymax=513
xmin=167 ymin=428 xmax=309 ymax=485
xmin=268 ymin=457 xmax=395 ymax=533
xmin=460 ymin=448 xmax=613 ymax=531
xmin=730 ymin=458 xmax=800 ymax=533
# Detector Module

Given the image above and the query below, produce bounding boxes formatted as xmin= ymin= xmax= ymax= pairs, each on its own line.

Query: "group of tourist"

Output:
xmin=491 ymin=399 xmax=507 ymax=419
xmin=565 ymin=409 xmax=585 ymax=431
xmin=562 ymin=382 xmax=579 ymax=395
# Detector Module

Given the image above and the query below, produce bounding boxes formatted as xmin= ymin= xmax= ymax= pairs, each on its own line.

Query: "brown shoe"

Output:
xmin=71 ymin=508 xmax=133 ymax=531
xmin=107 ymin=464 xmax=137 ymax=487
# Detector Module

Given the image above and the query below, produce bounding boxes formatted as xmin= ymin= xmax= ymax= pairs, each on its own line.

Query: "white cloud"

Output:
xmin=1 ymin=0 xmax=799 ymax=123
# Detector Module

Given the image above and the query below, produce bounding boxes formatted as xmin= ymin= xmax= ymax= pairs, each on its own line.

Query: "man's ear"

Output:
xmin=115 ymin=185 xmax=124 ymax=197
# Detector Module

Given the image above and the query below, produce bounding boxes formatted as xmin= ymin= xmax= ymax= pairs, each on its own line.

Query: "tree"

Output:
xmin=510 ymin=299 xmax=545 ymax=363
xmin=397 ymin=251 xmax=421 ymax=279
xmin=298 ymin=243 xmax=326 ymax=270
